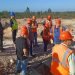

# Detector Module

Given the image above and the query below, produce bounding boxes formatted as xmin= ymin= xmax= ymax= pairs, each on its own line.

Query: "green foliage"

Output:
xmin=0 ymin=7 xmax=75 ymax=19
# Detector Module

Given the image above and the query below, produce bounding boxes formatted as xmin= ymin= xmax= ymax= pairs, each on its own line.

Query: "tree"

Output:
xmin=25 ymin=7 xmax=31 ymax=17
xmin=48 ymin=8 xmax=51 ymax=13
xmin=26 ymin=7 xmax=30 ymax=13
xmin=2 ymin=11 xmax=9 ymax=18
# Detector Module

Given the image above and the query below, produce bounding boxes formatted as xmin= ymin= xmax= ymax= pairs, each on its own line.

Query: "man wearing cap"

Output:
xmin=10 ymin=12 xmax=18 ymax=44
xmin=27 ymin=18 xmax=35 ymax=57
xmin=32 ymin=16 xmax=38 ymax=46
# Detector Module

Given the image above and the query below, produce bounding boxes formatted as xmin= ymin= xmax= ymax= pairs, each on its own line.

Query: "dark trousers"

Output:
xmin=33 ymin=32 xmax=38 ymax=45
xmin=12 ymin=30 xmax=17 ymax=44
xmin=0 ymin=35 xmax=3 ymax=51
xmin=30 ymin=41 xmax=33 ymax=55
xmin=43 ymin=40 xmax=49 ymax=52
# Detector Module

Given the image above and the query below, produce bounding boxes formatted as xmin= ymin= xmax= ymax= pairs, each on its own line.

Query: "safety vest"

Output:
xmin=42 ymin=28 xmax=50 ymax=41
xmin=46 ymin=20 xmax=52 ymax=28
xmin=12 ymin=19 xmax=18 ymax=30
xmin=32 ymin=21 xmax=38 ymax=32
xmin=50 ymin=44 xmax=73 ymax=75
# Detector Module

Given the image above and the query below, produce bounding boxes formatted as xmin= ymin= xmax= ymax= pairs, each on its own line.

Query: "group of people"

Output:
xmin=16 ymin=15 xmax=75 ymax=75
xmin=41 ymin=16 xmax=75 ymax=75
xmin=0 ymin=13 xmax=39 ymax=74
xmin=0 ymin=12 xmax=75 ymax=75
xmin=41 ymin=15 xmax=64 ymax=52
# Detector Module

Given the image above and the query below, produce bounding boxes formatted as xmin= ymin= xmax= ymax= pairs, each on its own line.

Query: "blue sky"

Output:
xmin=0 ymin=0 xmax=75 ymax=12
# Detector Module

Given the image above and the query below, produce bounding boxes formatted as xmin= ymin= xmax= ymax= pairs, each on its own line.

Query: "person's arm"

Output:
xmin=51 ymin=26 xmax=54 ymax=38
xmin=10 ymin=19 xmax=13 ymax=27
xmin=60 ymin=26 xmax=63 ymax=33
xmin=68 ymin=53 xmax=75 ymax=75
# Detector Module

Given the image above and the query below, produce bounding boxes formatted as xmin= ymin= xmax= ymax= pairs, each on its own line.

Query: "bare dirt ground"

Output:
xmin=0 ymin=38 xmax=52 ymax=75
xmin=0 ymin=19 xmax=75 ymax=75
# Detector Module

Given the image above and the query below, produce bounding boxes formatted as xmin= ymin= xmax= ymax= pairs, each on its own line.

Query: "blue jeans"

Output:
xmin=54 ymin=38 xmax=61 ymax=44
xmin=33 ymin=32 xmax=38 ymax=45
xmin=16 ymin=59 xmax=28 ymax=75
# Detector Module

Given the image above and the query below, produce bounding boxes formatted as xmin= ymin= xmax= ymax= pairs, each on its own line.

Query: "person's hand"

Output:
xmin=23 ymin=49 xmax=29 ymax=56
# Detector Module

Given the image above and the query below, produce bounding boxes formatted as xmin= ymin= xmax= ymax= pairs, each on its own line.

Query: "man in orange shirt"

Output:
xmin=42 ymin=22 xmax=53 ymax=52
xmin=32 ymin=16 xmax=38 ymax=46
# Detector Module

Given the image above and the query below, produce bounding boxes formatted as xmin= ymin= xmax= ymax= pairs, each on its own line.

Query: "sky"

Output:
xmin=0 ymin=0 xmax=75 ymax=12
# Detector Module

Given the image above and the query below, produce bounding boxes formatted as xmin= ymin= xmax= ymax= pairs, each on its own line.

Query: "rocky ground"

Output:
xmin=0 ymin=38 xmax=52 ymax=75
xmin=0 ymin=18 xmax=75 ymax=75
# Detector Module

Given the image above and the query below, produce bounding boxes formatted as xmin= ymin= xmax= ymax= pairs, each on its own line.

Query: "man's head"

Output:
xmin=47 ymin=15 xmax=51 ymax=21
xmin=27 ymin=18 xmax=32 ymax=25
xmin=45 ymin=20 xmax=52 ymax=28
xmin=59 ymin=31 xmax=73 ymax=46
xmin=11 ymin=16 xmax=15 ymax=19
xmin=55 ymin=18 xmax=61 ymax=27
xmin=32 ymin=16 xmax=36 ymax=21
xmin=10 ymin=12 xmax=15 ymax=19
xmin=20 ymin=26 xmax=28 ymax=38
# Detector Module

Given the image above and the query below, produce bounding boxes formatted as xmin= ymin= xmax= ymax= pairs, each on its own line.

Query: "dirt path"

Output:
xmin=0 ymin=38 xmax=52 ymax=75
